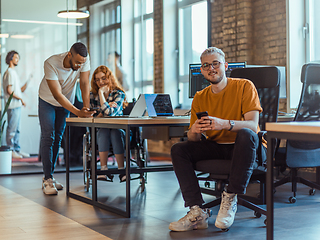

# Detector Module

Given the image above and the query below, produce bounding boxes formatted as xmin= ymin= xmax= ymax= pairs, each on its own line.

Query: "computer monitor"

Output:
xmin=188 ymin=62 xmax=247 ymax=98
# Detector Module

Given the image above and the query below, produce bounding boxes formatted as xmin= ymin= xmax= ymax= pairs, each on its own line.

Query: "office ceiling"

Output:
xmin=1 ymin=0 xmax=76 ymax=34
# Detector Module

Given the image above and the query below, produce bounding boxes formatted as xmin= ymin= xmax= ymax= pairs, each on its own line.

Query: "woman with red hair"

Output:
xmin=90 ymin=65 xmax=128 ymax=182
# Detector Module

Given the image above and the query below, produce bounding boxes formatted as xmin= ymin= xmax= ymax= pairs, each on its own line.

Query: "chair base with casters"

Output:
xmin=273 ymin=167 xmax=320 ymax=203
xmin=82 ymin=129 xmax=148 ymax=193
xmin=196 ymin=160 xmax=267 ymax=226
xmin=274 ymin=138 xmax=320 ymax=203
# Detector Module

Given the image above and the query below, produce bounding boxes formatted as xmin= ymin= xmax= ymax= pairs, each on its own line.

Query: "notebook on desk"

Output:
xmin=129 ymin=93 xmax=174 ymax=117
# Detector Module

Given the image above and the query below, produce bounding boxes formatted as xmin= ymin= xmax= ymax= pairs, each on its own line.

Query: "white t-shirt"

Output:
xmin=2 ymin=68 xmax=23 ymax=109
xmin=38 ymin=52 xmax=90 ymax=107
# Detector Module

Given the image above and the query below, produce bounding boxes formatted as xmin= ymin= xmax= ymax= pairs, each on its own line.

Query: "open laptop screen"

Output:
xmin=129 ymin=94 xmax=174 ymax=117
xmin=145 ymin=94 xmax=174 ymax=117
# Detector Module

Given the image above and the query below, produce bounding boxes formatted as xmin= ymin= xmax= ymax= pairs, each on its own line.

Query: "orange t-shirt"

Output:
xmin=190 ymin=78 xmax=262 ymax=143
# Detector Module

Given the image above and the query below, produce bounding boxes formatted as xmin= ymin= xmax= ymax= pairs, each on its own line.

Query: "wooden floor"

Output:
xmin=1 ymin=169 xmax=320 ymax=240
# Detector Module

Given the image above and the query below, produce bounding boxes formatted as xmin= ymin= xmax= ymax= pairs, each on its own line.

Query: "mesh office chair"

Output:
xmin=195 ymin=67 xmax=280 ymax=223
xmin=274 ymin=63 xmax=320 ymax=203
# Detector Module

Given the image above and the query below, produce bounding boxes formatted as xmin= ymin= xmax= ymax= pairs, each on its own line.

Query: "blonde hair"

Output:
xmin=200 ymin=47 xmax=225 ymax=62
xmin=91 ymin=65 xmax=128 ymax=108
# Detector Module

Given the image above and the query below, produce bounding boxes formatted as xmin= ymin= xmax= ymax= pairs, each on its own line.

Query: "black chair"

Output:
xmin=274 ymin=63 xmax=320 ymax=203
xmin=195 ymin=66 xmax=280 ymax=223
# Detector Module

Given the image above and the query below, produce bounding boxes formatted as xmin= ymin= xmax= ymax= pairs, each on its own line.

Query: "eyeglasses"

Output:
xmin=70 ymin=52 xmax=85 ymax=67
xmin=94 ymin=76 xmax=107 ymax=82
xmin=201 ymin=61 xmax=224 ymax=71
xmin=74 ymin=63 xmax=84 ymax=67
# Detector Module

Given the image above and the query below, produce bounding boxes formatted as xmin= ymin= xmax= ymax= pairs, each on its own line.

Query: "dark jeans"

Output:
xmin=39 ymin=98 xmax=70 ymax=180
xmin=171 ymin=128 xmax=265 ymax=208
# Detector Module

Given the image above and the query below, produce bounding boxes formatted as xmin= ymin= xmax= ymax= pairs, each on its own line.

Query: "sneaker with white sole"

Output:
xmin=215 ymin=191 xmax=237 ymax=230
xmin=52 ymin=178 xmax=63 ymax=190
xmin=18 ymin=151 xmax=30 ymax=158
xmin=42 ymin=178 xmax=58 ymax=195
xmin=12 ymin=151 xmax=22 ymax=159
xmin=169 ymin=205 xmax=211 ymax=231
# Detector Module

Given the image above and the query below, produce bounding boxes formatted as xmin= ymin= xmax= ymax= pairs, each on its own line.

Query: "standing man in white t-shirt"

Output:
xmin=38 ymin=42 xmax=94 ymax=195
xmin=2 ymin=50 xmax=29 ymax=159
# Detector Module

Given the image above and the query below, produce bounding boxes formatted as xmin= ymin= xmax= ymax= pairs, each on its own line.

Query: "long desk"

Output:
xmin=65 ymin=116 xmax=190 ymax=217
xmin=265 ymin=121 xmax=320 ymax=240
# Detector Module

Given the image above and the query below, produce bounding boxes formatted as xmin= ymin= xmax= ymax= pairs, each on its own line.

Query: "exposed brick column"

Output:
xmin=153 ymin=0 xmax=163 ymax=93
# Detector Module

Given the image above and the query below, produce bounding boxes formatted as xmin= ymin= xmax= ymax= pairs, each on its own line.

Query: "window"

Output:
xmin=177 ymin=0 xmax=208 ymax=108
xmin=89 ymin=0 xmax=121 ymax=72
xmin=133 ymin=0 xmax=154 ymax=96
xmin=287 ymin=0 xmax=320 ymax=110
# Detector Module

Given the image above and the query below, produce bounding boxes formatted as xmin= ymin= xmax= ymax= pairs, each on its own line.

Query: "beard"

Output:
xmin=205 ymin=73 xmax=224 ymax=85
xmin=13 ymin=62 xmax=18 ymax=67
xmin=69 ymin=59 xmax=77 ymax=71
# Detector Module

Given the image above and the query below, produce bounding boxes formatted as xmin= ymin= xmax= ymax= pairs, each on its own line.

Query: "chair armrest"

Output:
xmin=257 ymin=131 xmax=266 ymax=166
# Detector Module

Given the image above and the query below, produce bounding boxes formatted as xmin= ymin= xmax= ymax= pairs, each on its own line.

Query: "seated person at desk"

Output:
xmin=169 ymin=47 xmax=265 ymax=231
xmin=90 ymin=65 xmax=128 ymax=182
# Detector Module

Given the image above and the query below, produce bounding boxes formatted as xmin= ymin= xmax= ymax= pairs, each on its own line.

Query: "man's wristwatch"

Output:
xmin=228 ymin=120 xmax=235 ymax=131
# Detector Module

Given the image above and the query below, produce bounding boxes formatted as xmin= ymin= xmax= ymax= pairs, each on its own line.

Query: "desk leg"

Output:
xmin=126 ymin=125 xmax=131 ymax=218
xmin=266 ymin=135 xmax=274 ymax=240
xmin=316 ymin=167 xmax=320 ymax=185
xmin=66 ymin=125 xmax=70 ymax=195
xmin=91 ymin=125 xmax=97 ymax=202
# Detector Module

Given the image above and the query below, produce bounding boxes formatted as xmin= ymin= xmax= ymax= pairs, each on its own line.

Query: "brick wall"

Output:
xmin=211 ymin=0 xmax=286 ymax=66
xmin=153 ymin=0 xmax=163 ymax=93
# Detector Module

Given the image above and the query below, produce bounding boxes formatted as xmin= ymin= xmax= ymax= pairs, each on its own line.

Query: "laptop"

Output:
xmin=129 ymin=93 xmax=174 ymax=117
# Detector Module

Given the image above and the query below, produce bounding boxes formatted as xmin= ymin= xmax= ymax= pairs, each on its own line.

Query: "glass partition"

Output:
xmin=0 ymin=0 xmax=77 ymax=174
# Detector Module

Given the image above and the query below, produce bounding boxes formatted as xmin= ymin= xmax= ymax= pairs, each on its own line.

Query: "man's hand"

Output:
xmin=192 ymin=116 xmax=227 ymax=133
xmin=76 ymin=107 xmax=95 ymax=118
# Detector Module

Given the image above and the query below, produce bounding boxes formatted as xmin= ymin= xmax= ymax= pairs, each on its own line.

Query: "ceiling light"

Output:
xmin=11 ymin=34 xmax=34 ymax=39
xmin=2 ymin=18 xmax=82 ymax=26
xmin=0 ymin=33 xmax=9 ymax=38
xmin=57 ymin=10 xmax=90 ymax=19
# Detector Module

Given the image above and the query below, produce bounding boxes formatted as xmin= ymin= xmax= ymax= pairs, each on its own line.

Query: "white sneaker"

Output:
xmin=18 ymin=151 xmax=30 ymax=158
xmin=52 ymin=178 xmax=63 ymax=190
xmin=169 ymin=205 xmax=211 ymax=231
xmin=42 ymin=178 xmax=58 ymax=195
xmin=215 ymin=191 xmax=237 ymax=230
xmin=12 ymin=151 xmax=22 ymax=159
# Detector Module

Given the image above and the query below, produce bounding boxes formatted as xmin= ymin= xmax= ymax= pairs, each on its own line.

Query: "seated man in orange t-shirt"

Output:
xmin=169 ymin=47 xmax=266 ymax=232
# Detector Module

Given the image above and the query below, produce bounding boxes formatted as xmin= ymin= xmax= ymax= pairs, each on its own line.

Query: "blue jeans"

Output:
xmin=38 ymin=98 xmax=70 ymax=179
xmin=97 ymin=128 xmax=125 ymax=154
xmin=171 ymin=128 xmax=265 ymax=208
xmin=6 ymin=107 xmax=21 ymax=152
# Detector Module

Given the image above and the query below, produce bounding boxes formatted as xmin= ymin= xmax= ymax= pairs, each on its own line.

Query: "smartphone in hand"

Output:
xmin=90 ymin=107 xmax=99 ymax=111
xmin=196 ymin=111 xmax=208 ymax=119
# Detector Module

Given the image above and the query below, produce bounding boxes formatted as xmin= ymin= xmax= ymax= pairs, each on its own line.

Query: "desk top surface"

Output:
xmin=66 ymin=116 xmax=190 ymax=125
xmin=66 ymin=117 xmax=94 ymax=123
xmin=266 ymin=121 xmax=320 ymax=134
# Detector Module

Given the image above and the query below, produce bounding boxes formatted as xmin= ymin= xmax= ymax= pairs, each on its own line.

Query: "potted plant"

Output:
xmin=0 ymin=92 xmax=14 ymax=174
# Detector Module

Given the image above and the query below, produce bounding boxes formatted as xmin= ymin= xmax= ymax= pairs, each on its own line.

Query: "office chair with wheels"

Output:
xmin=195 ymin=66 xmax=280 ymax=224
xmin=83 ymin=100 xmax=148 ymax=192
xmin=274 ymin=63 xmax=320 ymax=203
